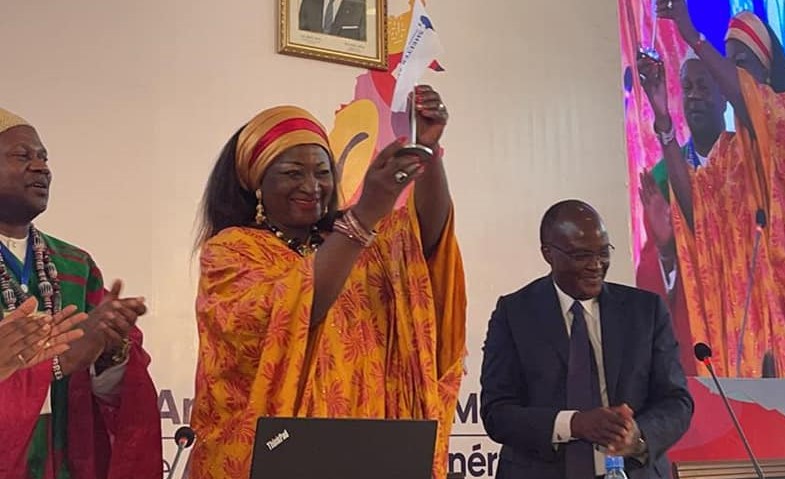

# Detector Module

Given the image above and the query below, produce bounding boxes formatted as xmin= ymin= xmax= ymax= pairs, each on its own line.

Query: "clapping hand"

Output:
xmin=0 ymin=297 xmax=87 ymax=381
xmin=639 ymin=168 xmax=674 ymax=253
xmin=95 ymin=280 xmax=146 ymax=351
xmin=571 ymin=406 xmax=633 ymax=448
xmin=58 ymin=279 xmax=146 ymax=375
xmin=606 ymin=404 xmax=645 ymax=456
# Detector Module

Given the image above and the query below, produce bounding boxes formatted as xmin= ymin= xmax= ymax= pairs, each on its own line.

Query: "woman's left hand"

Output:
xmin=639 ymin=168 xmax=673 ymax=253
xmin=655 ymin=0 xmax=699 ymax=45
xmin=414 ymin=85 xmax=448 ymax=149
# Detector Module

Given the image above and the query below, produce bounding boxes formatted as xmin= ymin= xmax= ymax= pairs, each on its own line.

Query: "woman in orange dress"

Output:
xmin=190 ymin=85 xmax=466 ymax=479
xmin=641 ymin=4 xmax=785 ymax=377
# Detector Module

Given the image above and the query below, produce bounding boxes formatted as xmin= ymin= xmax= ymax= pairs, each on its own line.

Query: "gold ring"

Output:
xmin=17 ymin=353 xmax=26 ymax=366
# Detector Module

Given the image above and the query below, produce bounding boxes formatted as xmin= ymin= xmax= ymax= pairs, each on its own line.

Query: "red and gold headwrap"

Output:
xmin=235 ymin=105 xmax=333 ymax=191
xmin=0 ymin=107 xmax=31 ymax=136
xmin=726 ymin=11 xmax=773 ymax=70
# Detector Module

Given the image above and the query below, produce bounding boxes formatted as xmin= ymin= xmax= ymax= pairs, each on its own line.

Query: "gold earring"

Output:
xmin=255 ymin=189 xmax=266 ymax=225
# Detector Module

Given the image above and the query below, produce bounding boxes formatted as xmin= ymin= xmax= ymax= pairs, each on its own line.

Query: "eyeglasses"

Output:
xmin=546 ymin=243 xmax=615 ymax=264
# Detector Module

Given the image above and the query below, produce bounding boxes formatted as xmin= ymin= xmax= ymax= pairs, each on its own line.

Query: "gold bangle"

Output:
xmin=344 ymin=209 xmax=377 ymax=244
xmin=334 ymin=217 xmax=374 ymax=247
xmin=333 ymin=209 xmax=377 ymax=247
xmin=333 ymin=220 xmax=364 ymax=246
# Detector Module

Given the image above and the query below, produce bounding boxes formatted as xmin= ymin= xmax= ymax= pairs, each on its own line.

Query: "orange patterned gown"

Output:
xmin=672 ymin=68 xmax=785 ymax=377
xmin=190 ymin=196 xmax=466 ymax=479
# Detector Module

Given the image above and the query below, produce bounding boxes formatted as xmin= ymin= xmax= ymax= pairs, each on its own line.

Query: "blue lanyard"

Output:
xmin=685 ymin=138 xmax=701 ymax=169
xmin=0 ymin=239 xmax=34 ymax=290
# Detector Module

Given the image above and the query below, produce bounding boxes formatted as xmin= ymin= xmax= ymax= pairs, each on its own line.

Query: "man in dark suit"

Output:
xmin=480 ymin=200 xmax=693 ymax=479
xmin=299 ymin=0 xmax=367 ymax=41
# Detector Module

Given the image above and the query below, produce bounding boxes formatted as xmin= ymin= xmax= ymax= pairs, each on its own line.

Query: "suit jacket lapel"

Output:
xmin=599 ymin=284 xmax=625 ymax=403
xmin=534 ymin=277 xmax=570 ymax=366
xmin=335 ymin=1 xmax=361 ymax=27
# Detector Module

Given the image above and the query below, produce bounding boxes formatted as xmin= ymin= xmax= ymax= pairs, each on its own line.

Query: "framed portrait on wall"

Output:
xmin=278 ymin=0 xmax=388 ymax=70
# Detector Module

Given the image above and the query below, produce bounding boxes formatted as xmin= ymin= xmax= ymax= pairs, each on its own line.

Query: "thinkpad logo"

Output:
xmin=265 ymin=429 xmax=290 ymax=451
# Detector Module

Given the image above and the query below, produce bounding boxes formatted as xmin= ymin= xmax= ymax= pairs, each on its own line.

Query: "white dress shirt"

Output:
xmin=658 ymin=257 xmax=678 ymax=294
xmin=551 ymin=281 xmax=608 ymax=476
xmin=0 ymin=232 xmax=127 ymax=413
xmin=0 ymin=233 xmax=27 ymax=260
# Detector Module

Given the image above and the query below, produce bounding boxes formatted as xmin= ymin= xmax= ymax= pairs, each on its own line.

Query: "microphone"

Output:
xmin=736 ymin=208 xmax=766 ymax=376
xmin=695 ymin=343 xmax=765 ymax=479
xmin=762 ymin=351 xmax=777 ymax=378
xmin=756 ymin=209 xmax=767 ymax=229
xmin=166 ymin=426 xmax=196 ymax=479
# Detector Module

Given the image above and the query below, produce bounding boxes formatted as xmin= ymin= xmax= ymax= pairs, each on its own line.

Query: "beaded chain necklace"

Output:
xmin=0 ymin=225 xmax=61 ymax=316
xmin=261 ymin=219 xmax=323 ymax=257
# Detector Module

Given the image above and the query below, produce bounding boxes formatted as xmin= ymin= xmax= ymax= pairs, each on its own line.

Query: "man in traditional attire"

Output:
xmin=0 ymin=107 xmax=162 ymax=478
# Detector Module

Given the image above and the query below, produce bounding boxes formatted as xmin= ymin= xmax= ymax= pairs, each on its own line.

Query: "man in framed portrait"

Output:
xmin=299 ymin=0 xmax=367 ymax=41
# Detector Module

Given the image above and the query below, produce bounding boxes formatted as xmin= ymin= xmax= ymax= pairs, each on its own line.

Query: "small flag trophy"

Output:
xmin=396 ymin=84 xmax=434 ymax=159
xmin=638 ymin=0 xmax=662 ymax=63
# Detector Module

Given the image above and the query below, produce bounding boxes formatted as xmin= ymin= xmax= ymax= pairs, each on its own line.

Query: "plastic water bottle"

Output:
xmin=605 ymin=455 xmax=628 ymax=479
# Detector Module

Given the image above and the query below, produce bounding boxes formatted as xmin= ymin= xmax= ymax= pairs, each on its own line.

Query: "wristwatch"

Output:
xmin=655 ymin=124 xmax=675 ymax=146
xmin=110 ymin=337 xmax=132 ymax=364
xmin=633 ymin=436 xmax=648 ymax=455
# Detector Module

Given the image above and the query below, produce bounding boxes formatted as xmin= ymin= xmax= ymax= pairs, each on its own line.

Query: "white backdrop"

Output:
xmin=0 ymin=0 xmax=631 ymax=477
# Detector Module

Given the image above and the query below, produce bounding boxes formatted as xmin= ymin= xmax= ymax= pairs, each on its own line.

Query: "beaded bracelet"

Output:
xmin=52 ymin=355 xmax=64 ymax=381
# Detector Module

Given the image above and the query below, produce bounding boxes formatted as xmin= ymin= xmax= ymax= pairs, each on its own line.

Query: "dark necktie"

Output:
xmin=323 ymin=0 xmax=335 ymax=33
xmin=565 ymin=301 xmax=602 ymax=479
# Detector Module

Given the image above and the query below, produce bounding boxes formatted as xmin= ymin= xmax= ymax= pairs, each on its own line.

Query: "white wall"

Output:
xmin=0 ymin=1 xmax=629 ymax=476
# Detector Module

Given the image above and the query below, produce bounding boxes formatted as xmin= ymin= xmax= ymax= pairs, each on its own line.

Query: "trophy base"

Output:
xmin=395 ymin=143 xmax=434 ymax=160
xmin=637 ymin=45 xmax=661 ymax=63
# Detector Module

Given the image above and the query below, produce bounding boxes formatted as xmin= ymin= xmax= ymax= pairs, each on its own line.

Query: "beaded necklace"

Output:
xmin=261 ymin=220 xmax=323 ymax=257
xmin=0 ymin=225 xmax=61 ymax=316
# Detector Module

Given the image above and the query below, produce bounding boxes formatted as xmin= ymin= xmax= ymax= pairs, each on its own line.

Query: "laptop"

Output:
xmin=249 ymin=417 xmax=438 ymax=479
